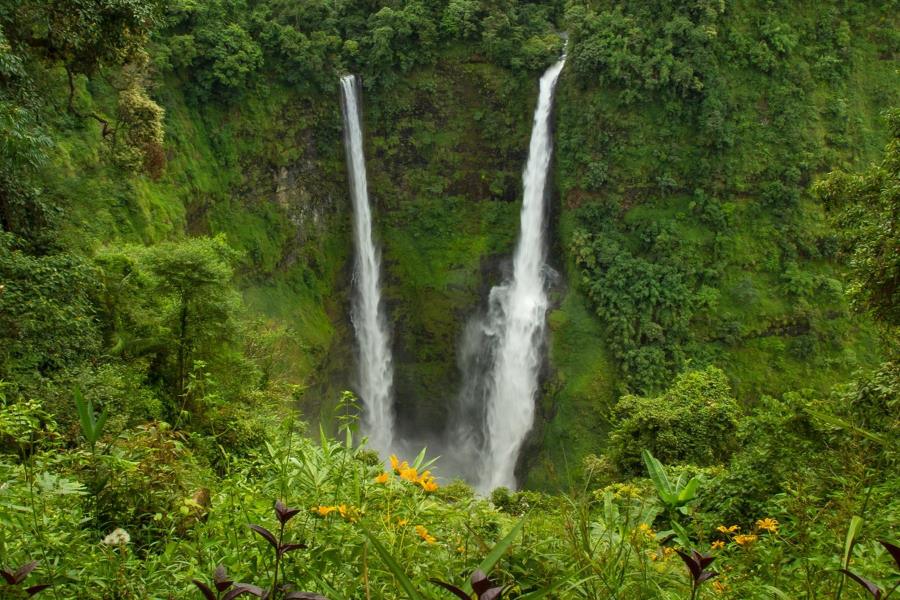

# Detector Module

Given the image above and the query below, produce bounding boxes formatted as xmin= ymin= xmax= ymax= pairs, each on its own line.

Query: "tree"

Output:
xmin=96 ymin=236 xmax=243 ymax=409
xmin=3 ymin=0 xmax=160 ymax=75
xmin=140 ymin=235 xmax=242 ymax=404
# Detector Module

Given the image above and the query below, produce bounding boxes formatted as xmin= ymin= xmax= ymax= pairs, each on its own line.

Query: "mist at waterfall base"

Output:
xmin=339 ymin=75 xmax=395 ymax=458
xmin=338 ymin=58 xmax=565 ymax=491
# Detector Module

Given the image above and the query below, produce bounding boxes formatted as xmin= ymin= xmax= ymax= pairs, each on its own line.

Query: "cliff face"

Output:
xmin=35 ymin=0 xmax=898 ymax=487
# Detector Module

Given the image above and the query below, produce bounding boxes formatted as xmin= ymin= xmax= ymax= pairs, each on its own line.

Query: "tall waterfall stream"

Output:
xmin=340 ymin=74 xmax=395 ymax=457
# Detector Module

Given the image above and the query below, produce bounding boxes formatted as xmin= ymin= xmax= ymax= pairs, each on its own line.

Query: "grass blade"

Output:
xmin=462 ymin=518 xmax=527 ymax=594
xmin=361 ymin=527 xmax=424 ymax=600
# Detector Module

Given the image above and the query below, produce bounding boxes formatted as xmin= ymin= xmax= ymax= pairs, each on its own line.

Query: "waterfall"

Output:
xmin=478 ymin=57 xmax=566 ymax=491
xmin=339 ymin=74 xmax=394 ymax=456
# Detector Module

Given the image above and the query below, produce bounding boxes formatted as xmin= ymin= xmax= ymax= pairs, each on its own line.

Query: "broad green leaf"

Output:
xmin=676 ymin=477 xmax=700 ymax=504
xmin=642 ymin=449 xmax=672 ymax=499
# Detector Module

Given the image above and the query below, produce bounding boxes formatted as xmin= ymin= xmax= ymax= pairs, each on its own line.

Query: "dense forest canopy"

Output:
xmin=1 ymin=0 xmax=898 ymax=597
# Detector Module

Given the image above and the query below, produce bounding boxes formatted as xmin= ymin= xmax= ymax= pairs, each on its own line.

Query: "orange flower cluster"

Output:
xmin=415 ymin=525 xmax=437 ymax=544
xmin=389 ymin=455 xmax=439 ymax=492
xmin=311 ymin=504 xmax=359 ymax=522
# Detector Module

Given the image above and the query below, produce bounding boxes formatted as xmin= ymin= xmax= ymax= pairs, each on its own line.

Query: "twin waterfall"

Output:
xmin=339 ymin=75 xmax=394 ymax=456
xmin=339 ymin=57 xmax=565 ymax=490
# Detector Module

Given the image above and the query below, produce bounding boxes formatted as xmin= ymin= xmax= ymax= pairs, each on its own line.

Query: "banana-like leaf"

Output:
xmin=642 ymin=450 xmax=672 ymax=500
xmin=676 ymin=477 xmax=700 ymax=504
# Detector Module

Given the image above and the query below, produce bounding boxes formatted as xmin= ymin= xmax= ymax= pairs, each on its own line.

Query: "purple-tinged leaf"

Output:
xmin=278 ymin=543 xmax=307 ymax=557
xmin=697 ymin=571 xmax=717 ymax=584
xmin=840 ymin=569 xmax=882 ymax=599
xmin=14 ymin=561 xmax=38 ymax=584
xmin=692 ymin=550 xmax=715 ymax=570
xmin=429 ymin=579 xmax=471 ymax=600
xmin=480 ymin=587 xmax=503 ymax=600
xmin=214 ymin=565 xmax=228 ymax=582
xmin=284 ymin=593 xmax=330 ymax=600
xmin=213 ymin=565 xmax=233 ymax=592
xmin=675 ymin=550 xmax=701 ymax=581
xmin=192 ymin=579 xmax=217 ymax=600
xmin=879 ymin=541 xmax=900 ymax=571
xmin=1 ymin=569 xmax=16 ymax=585
xmin=275 ymin=500 xmax=302 ymax=525
xmin=223 ymin=583 xmax=268 ymax=600
xmin=26 ymin=584 xmax=51 ymax=597
xmin=471 ymin=570 xmax=492 ymax=596
xmin=249 ymin=524 xmax=279 ymax=549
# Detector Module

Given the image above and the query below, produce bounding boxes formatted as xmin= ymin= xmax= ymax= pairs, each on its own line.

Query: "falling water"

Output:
xmin=479 ymin=57 xmax=566 ymax=491
xmin=339 ymin=75 xmax=394 ymax=456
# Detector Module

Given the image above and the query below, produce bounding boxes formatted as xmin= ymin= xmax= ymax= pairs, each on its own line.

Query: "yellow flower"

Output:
xmin=734 ymin=534 xmax=758 ymax=546
xmin=390 ymin=454 xmax=412 ymax=475
xmin=375 ymin=472 xmax=389 ymax=484
xmin=713 ymin=581 xmax=726 ymax=594
xmin=756 ymin=518 xmax=779 ymax=533
xmin=637 ymin=523 xmax=655 ymax=540
xmin=417 ymin=471 xmax=439 ymax=492
xmin=337 ymin=504 xmax=360 ymax=521
xmin=456 ymin=545 xmax=465 ymax=553
xmin=415 ymin=525 xmax=436 ymax=544
xmin=397 ymin=518 xmax=409 ymax=526
xmin=711 ymin=540 xmax=725 ymax=550
xmin=313 ymin=505 xmax=337 ymax=517
xmin=662 ymin=547 xmax=675 ymax=559
xmin=716 ymin=524 xmax=740 ymax=534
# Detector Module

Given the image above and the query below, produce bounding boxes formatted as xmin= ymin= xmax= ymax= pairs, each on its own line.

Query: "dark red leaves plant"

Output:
xmin=1 ymin=561 xmax=50 ymax=597
xmin=839 ymin=570 xmax=882 ymax=599
xmin=429 ymin=569 xmax=505 ymax=600
xmin=193 ymin=566 xmax=266 ymax=600
xmin=192 ymin=501 xmax=326 ymax=599
xmin=880 ymin=540 xmax=900 ymax=571
xmin=249 ymin=525 xmax=280 ymax=550
xmin=837 ymin=538 xmax=899 ymax=600
xmin=675 ymin=549 xmax=716 ymax=598
xmin=275 ymin=500 xmax=302 ymax=526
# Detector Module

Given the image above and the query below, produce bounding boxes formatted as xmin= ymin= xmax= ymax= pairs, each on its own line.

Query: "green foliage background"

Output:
xmin=2 ymin=0 xmax=899 ymax=596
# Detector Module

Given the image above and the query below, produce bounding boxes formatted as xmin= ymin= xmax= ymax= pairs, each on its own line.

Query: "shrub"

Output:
xmin=608 ymin=366 xmax=740 ymax=474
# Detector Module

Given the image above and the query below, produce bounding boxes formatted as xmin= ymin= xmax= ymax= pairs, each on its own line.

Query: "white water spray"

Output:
xmin=340 ymin=75 xmax=394 ymax=456
xmin=480 ymin=57 xmax=565 ymax=491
